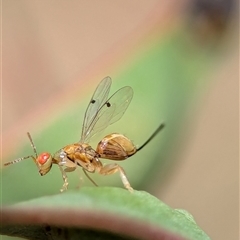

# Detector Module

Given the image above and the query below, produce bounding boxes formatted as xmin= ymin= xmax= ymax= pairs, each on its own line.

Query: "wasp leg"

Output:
xmin=83 ymin=168 xmax=98 ymax=187
xmin=57 ymin=165 xmax=69 ymax=192
xmin=64 ymin=167 xmax=76 ymax=172
xmin=98 ymin=163 xmax=133 ymax=192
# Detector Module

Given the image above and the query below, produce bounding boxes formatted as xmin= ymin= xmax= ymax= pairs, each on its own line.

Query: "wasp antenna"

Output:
xmin=27 ymin=132 xmax=38 ymax=158
xmin=4 ymin=155 xmax=33 ymax=166
xmin=136 ymin=123 xmax=165 ymax=152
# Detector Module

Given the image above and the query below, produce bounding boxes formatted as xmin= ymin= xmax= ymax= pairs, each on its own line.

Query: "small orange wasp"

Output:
xmin=4 ymin=77 xmax=165 ymax=192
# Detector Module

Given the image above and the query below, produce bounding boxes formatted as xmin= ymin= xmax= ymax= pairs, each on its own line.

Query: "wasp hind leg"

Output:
xmin=98 ymin=163 xmax=133 ymax=192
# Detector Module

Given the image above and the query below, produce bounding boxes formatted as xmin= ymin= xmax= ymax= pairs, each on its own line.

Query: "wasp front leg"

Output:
xmin=98 ymin=163 xmax=133 ymax=192
xmin=54 ymin=157 xmax=77 ymax=192
xmin=57 ymin=165 xmax=69 ymax=192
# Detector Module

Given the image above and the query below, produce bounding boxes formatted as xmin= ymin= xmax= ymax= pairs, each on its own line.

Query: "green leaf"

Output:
xmin=1 ymin=187 xmax=210 ymax=240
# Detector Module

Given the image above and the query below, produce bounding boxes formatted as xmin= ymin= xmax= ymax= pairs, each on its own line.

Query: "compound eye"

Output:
xmin=38 ymin=152 xmax=51 ymax=165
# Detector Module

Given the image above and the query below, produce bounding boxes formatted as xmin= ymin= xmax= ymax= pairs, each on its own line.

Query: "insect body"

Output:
xmin=4 ymin=77 xmax=165 ymax=192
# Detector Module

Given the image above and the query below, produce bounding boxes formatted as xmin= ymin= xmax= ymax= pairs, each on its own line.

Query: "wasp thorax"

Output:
xmin=37 ymin=152 xmax=53 ymax=175
xmin=96 ymin=133 xmax=137 ymax=160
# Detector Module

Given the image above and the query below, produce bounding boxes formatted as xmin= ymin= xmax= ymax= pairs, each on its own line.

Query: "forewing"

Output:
xmin=81 ymin=76 xmax=112 ymax=142
xmin=81 ymin=86 xmax=133 ymax=143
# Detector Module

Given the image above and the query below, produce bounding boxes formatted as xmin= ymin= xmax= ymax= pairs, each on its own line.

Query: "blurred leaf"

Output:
xmin=1 ymin=187 xmax=210 ymax=240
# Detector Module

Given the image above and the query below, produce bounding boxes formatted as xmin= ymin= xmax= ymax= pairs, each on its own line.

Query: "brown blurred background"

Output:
xmin=1 ymin=1 xmax=239 ymax=240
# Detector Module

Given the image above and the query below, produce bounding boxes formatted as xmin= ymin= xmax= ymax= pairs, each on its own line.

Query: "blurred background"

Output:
xmin=1 ymin=1 xmax=238 ymax=240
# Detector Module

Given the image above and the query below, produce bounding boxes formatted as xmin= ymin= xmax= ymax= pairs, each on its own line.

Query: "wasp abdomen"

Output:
xmin=96 ymin=133 xmax=137 ymax=160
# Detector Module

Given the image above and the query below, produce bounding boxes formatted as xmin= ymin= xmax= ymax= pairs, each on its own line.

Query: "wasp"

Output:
xmin=4 ymin=77 xmax=165 ymax=192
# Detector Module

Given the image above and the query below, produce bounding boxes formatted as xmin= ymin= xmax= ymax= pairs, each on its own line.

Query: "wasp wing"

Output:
xmin=80 ymin=82 xmax=133 ymax=143
xmin=81 ymin=76 xmax=112 ymax=142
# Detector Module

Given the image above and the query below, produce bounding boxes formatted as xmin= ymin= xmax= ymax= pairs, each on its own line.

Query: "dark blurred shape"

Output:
xmin=187 ymin=0 xmax=236 ymax=43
